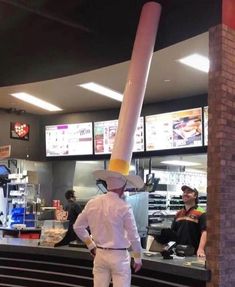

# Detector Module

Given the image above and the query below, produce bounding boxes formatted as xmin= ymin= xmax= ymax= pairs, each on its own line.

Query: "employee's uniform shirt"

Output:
xmin=65 ymin=200 xmax=82 ymax=227
xmin=171 ymin=205 xmax=206 ymax=253
xmin=55 ymin=200 xmax=82 ymax=247
xmin=73 ymin=191 xmax=142 ymax=287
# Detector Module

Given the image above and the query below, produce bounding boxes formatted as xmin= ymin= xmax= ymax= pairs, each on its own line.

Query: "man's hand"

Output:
xmin=132 ymin=261 xmax=142 ymax=273
xmin=197 ymin=248 xmax=205 ymax=257
xmin=197 ymin=230 xmax=207 ymax=257
xmin=90 ymin=247 xmax=96 ymax=258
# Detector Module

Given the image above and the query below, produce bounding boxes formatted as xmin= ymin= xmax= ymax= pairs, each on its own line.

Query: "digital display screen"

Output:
xmin=0 ymin=165 xmax=10 ymax=175
xmin=145 ymin=108 xmax=203 ymax=151
xmin=203 ymin=106 xmax=208 ymax=146
xmin=45 ymin=122 xmax=93 ymax=157
xmin=94 ymin=117 xmax=144 ymax=154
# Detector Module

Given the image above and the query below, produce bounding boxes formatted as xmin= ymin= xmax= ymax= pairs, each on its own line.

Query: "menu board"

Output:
xmin=94 ymin=117 xmax=144 ymax=154
xmin=203 ymin=106 xmax=208 ymax=146
xmin=145 ymin=108 xmax=203 ymax=151
xmin=45 ymin=122 xmax=93 ymax=157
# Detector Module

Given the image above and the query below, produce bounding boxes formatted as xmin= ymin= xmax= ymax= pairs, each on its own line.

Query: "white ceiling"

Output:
xmin=0 ymin=32 xmax=208 ymax=171
xmin=0 ymin=32 xmax=208 ymax=115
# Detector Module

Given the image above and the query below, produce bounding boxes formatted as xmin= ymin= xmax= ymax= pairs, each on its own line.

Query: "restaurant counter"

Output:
xmin=0 ymin=238 xmax=210 ymax=287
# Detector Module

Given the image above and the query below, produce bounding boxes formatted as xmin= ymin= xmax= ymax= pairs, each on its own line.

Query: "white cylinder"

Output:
xmin=109 ymin=2 xmax=162 ymax=174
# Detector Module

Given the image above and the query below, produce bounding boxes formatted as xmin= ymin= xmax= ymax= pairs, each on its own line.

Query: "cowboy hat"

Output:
xmin=93 ymin=170 xmax=144 ymax=190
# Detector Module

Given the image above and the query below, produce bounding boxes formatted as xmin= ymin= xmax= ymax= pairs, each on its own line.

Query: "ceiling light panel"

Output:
xmin=79 ymin=82 xmax=123 ymax=102
xmin=10 ymin=92 xmax=62 ymax=112
xmin=161 ymin=160 xmax=201 ymax=166
xmin=178 ymin=53 xmax=209 ymax=73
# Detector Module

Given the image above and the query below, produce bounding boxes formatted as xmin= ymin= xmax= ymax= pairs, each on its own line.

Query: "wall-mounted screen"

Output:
xmin=45 ymin=122 xmax=93 ymax=157
xmin=203 ymin=106 xmax=208 ymax=146
xmin=145 ymin=108 xmax=203 ymax=151
xmin=94 ymin=117 xmax=144 ymax=154
xmin=0 ymin=165 xmax=10 ymax=175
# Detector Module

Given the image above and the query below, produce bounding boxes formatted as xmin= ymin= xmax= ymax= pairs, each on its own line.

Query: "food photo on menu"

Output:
xmin=94 ymin=120 xmax=118 ymax=154
xmin=94 ymin=125 xmax=105 ymax=153
xmin=94 ymin=117 xmax=144 ymax=154
xmin=172 ymin=108 xmax=202 ymax=148
xmin=108 ymin=125 xmax=117 ymax=152
xmin=145 ymin=113 xmax=175 ymax=151
xmin=145 ymin=108 xmax=203 ymax=151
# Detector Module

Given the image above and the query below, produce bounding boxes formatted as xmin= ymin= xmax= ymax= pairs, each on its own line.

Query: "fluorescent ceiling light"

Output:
xmin=178 ymin=53 xmax=209 ymax=73
xmin=78 ymin=161 xmax=100 ymax=165
xmin=161 ymin=160 xmax=201 ymax=167
xmin=186 ymin=168 xmax=206 ymax=173
xmin=79 ymin=82 xmax=123 ymax=102
xmin=10 ymin=92 xmax=62 ymax=112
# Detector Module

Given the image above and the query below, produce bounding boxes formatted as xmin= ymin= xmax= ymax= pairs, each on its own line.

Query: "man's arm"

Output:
xmin=197 ymin=212 xmax=207 ymax=257
xmin=197 ymin=230 xmax=207 ymax=257
xmin=73 ymin=207 xmax=96 ymax=252
xmin=123 ymin=207 xmax=142 ymax=273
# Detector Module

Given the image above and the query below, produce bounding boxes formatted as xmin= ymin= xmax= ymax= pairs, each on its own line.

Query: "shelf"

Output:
xmin=6 ymin=183 xmax=40 ymax=229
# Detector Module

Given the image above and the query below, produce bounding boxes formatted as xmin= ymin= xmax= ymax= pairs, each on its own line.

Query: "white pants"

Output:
xmin=93 ymin=249 xmax=131 ymax=287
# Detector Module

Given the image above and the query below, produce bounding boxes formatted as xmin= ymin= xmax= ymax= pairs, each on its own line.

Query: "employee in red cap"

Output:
xmin=171 ymin=185 xmax=207 ymax=257
xmin=73 ymin=170 xmax=143 ymax=287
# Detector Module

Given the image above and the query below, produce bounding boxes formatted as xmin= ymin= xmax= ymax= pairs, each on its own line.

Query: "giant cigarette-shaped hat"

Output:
xmin=93 ymin=2 xmax=161 ymax=190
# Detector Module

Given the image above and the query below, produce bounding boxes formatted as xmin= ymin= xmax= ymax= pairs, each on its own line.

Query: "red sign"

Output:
xmin=10 ymin=122 xmax=30 ymax=140
xmin=223 ymin=0 xmax=235 ymax=30
xmin=0 ymin=145 xmax=11 ymax=159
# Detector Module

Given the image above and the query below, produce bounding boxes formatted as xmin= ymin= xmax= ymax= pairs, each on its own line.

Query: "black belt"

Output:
xmin=97 ymin=246 xmax=127 ymax=250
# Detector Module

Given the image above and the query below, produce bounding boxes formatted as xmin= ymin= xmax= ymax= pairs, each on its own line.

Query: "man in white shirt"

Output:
xmin=73 ymin=170 xmax=143 ymax=287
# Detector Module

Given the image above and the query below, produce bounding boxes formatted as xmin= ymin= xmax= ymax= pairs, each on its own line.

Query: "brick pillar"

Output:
xmin=207 ymin=24 xmax=235 ymax=287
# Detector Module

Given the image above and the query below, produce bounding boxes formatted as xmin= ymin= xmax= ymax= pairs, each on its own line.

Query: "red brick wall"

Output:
xmin=207 ymin=24 xmax=235 ymax=287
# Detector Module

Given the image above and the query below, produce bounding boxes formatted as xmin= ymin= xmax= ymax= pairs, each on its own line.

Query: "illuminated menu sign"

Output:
xmin=45 ymin=122 xmax=93 ymax=156
xmin=145 ymin=108 xmax=203 ymax=151
xmin=94 ymin=117 xmax=144 ymax=154
xmin=203 ymin=106 xmax=208 ymax=146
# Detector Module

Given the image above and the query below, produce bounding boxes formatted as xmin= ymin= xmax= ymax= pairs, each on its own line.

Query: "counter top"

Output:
xmin=0 ymin=237 xmax=210 ymax=283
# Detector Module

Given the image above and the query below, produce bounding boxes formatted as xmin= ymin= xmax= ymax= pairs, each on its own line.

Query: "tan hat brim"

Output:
xmin=93 ymin=170 xmax=144 ymax=189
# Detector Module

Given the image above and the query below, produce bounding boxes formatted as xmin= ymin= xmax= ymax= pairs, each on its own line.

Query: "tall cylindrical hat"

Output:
xmin=94 ymin=2 xmax=162 ymax=189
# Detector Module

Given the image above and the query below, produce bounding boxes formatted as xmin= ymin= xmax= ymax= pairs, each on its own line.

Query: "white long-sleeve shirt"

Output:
xmin=73 ymin=192 xmax=142 ymax=263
